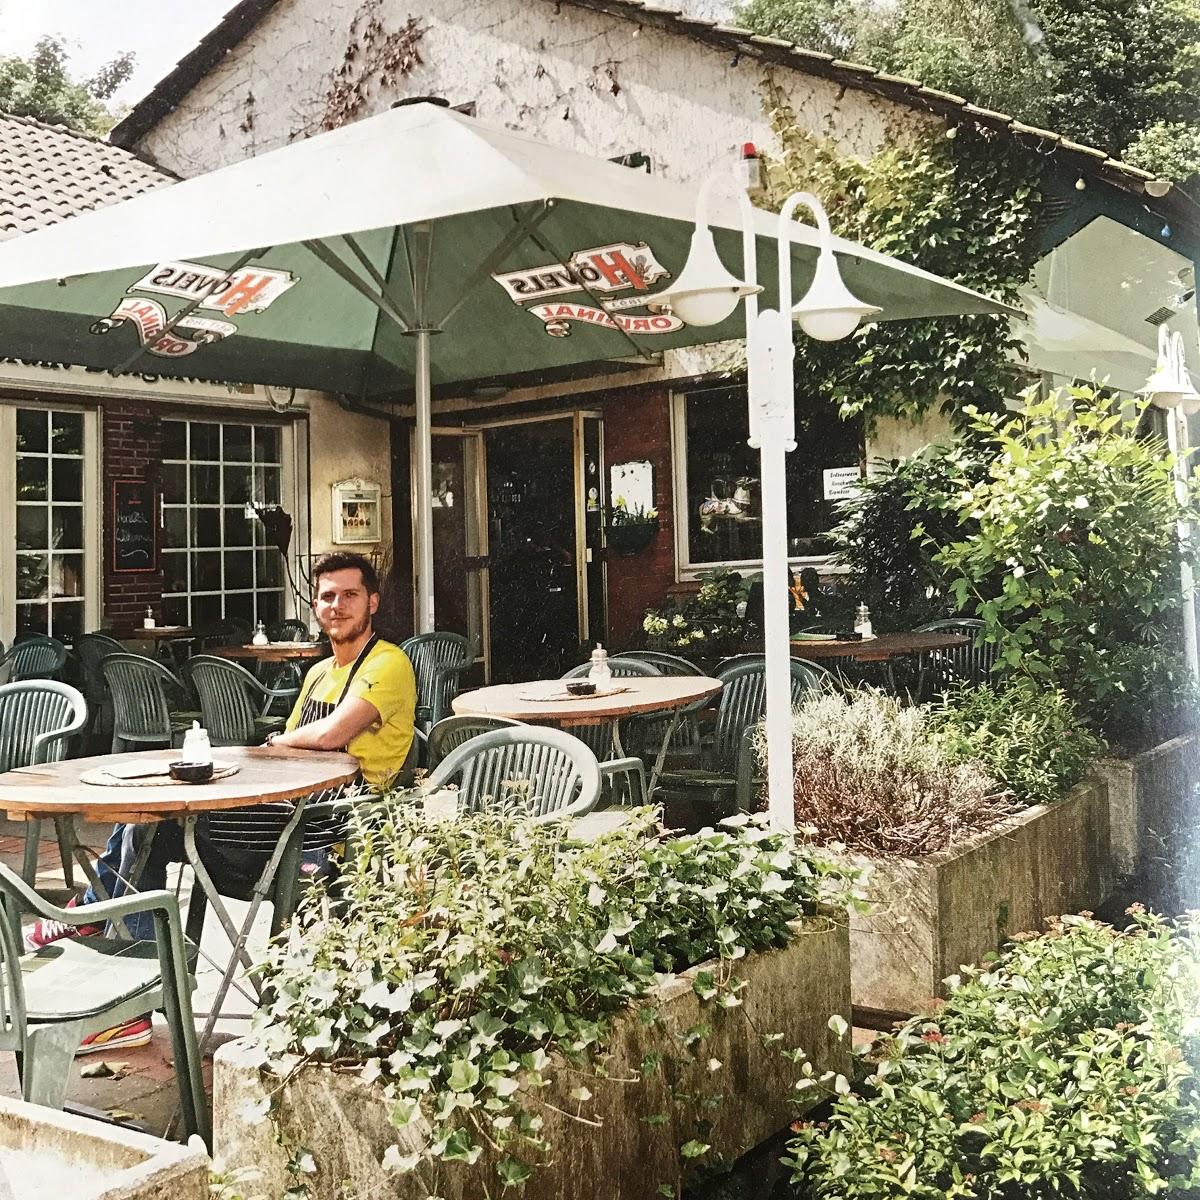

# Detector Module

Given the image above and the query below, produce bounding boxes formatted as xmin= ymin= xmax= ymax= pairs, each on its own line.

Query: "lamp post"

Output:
xmin=1143 ymin=324 xmax=1200 ymax=683
xmin=655 ymin=159 xmax=880 ymax=832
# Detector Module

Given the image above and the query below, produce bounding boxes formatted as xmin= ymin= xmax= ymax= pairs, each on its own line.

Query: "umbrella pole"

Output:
xmin=414 ymin=326 xmax=436 ymax=634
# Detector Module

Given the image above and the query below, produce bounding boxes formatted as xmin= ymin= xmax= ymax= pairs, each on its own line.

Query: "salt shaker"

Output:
xmin=853 ymin=603 xmax=874 ymax=640
xmin=252 ymin=621 xmax=270 ymax=646
xmin=143 ymin=605 xmax=156 ymax=630
xmin=588 ymin=644 xmax=612 ymax=689
xmin=181 ymin=721 xmax=213 ymax=766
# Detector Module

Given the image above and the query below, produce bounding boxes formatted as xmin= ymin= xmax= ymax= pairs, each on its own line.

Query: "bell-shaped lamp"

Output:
xmin=654 ymin=224 xmax=761 ymax=327
xmin=1144 ymin=327 xmax=1200 ymax=413
xmin=790 ymin=248 xmax=881 ymax=342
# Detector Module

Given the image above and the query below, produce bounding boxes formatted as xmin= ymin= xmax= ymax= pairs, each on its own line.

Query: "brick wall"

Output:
xmin=598 ymin=383 xmax=676 ymax=650
xmin=102 ymin=400 xmax=164 ymax=631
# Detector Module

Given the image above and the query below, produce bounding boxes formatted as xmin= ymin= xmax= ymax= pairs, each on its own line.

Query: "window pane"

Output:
xmin=223 ymin=424 xmax=252 ymax=462
xmin=255 ymin=465 xmax=281 ymax=505
xmin=190 ymin=508 xmax=220 ymax=546
xmin=16 ymin=506 xmax=47 ymax=551
xmin=51 ymin=411 xmax=83 ymax=455
xmin=192 ymin=551 xmax=221 ymax=591
xmin=161 ymin=420 xmax=187 ymax=461
xmin=163 ymin=507 xmax=187 ymax=548
xmin=255 ymin=591 xmax=282 ymax=625
xmin=191 ymin=593 xmax=222 ymax=628
xmin=255 ymin=426 xmax=281 ymax=463
xmin=223 ymin=507 xmax=253 ymax=547
xmin=16 ymin=456 xmax=47 ymax=501
xmin=163 ymin=551 xmax=189 ymax=593
xmin=190 ymin=423 xmax=220 ymax=461
xmin=16 ymin=554 xmax=48 ymax=600
xmin=190 ymin=464 xmax=219 ymax=498
xmin=16 ymin=409 xmax=47 ymax=454
xmin=163 ymin=595 xmax=189 ymax=625
xmin=51 ymin=458 xmax=82 ymax=502
xmin=225 ymin=592 xmax=254 ymax=624
xmin=52 ymin=506 xmax=83 ymax=550
xmin=16 ymin=603 xmax=48 ymax=637
xmin=224 ymin=550 xmax=254 ymax=590
xmin=223 ymin=464 xmax=252 ymax=504
xmin=256 ymin=549 xmax=282 ymax=588
xmin=51 ymin=600 xmax=84 ymax=640
xmin=162 ymin=462 xmax=187 ymax=504
xmin=52 ymin=554 xmax=85 ymax=598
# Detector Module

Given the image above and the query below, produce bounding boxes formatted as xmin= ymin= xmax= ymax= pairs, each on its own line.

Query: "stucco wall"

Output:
xmin=867 ymin=407 xmax=958 ymax=466
xmin=134 ymin=0 xmax=919 ymax=182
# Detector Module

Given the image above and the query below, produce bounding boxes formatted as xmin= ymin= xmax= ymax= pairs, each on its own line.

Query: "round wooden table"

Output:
xmin=124 ymin=625 xmax=196 ymax=641
xmin=207 ymin=642 xmax=328 ymax=664
xmin=454 ymin=676 xmax=722 ymax=797
xmin=789 ymin=630 xmax=968 ymax=662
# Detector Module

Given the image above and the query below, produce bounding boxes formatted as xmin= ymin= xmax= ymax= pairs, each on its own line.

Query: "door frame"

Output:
xmin=453 ymin=409 xmax=605 ymax=682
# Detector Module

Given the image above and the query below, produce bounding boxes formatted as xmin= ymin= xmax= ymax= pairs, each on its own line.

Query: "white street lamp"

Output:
xmin=654 ymin=163 xmax=878 ymax=833
xmin=1144 ymin=325 xmax=1200 ymax=683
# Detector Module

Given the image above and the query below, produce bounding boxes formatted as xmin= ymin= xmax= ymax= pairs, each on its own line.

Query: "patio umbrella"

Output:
xmin=0 ymin=101 xmax=1011 ymax=631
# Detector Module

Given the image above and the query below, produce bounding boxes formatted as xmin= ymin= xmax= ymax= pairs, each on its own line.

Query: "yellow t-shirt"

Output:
xmin=285 ymin=639 xmax=416 ymax=789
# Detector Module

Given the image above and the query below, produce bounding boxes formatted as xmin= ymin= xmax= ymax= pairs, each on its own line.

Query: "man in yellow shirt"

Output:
xmin=270 ymin=552 xmax=417 ymax=789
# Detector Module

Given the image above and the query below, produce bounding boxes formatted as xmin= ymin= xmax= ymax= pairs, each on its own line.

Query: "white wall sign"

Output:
xmin=822 ymin=466 xmax=862 ymax=502
xmin=331 ymin=477 xmax=382 ymax=544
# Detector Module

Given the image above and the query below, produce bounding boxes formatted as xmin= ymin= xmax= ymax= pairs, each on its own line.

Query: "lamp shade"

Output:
xmin=1143 ymin=327 xmax=1200 ymax=412
xmin=790 ymin=248 xmax=881 ymax=341
xmin=653 ymin=224 xmax=760 ymax=327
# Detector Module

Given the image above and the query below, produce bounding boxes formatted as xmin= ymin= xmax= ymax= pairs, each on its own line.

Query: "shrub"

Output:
xmin=643 ymin=567 xmax=748 ymax=655
xmin=786 ymin=912 xmax=1200 ymax=1199
xmin=777 ymin=690 xmax=1018 ymax=856
xmin=931 ymin=679 xmax=1102 ymax=807
xmin=252 ymin=803 xmax=860 ymax=1190
xmin=1083 ymin=642 xmax=1200 ymax=756
xmin=932 ymin=386 xmax=1200 ymax=716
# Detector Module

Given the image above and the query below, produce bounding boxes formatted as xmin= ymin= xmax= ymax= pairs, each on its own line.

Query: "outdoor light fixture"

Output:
xmin=662 ymin=221 xmax=760 ymax=327
xmin=1144 ymin=325 xmax=1200 ymax=415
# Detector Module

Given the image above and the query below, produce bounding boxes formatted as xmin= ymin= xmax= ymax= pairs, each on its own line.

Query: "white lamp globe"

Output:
xmin=656 ymin=225 xmax=760 ymax=328
xmin=790 ymin=250 xmax=881 ymax=342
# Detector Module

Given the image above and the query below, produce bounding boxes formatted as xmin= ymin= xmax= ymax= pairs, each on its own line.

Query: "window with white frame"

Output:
xmin=13 ymin=407 xmax=92 ymax=640
xmin=160 ymin=418 xmax=288 ymax=629
xmin=672 ymin=383 xmax=862 ymax=572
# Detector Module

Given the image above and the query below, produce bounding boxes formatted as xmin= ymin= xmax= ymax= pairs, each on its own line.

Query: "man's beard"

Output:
xmin=324 ymin=612 xmax=371 ymax=645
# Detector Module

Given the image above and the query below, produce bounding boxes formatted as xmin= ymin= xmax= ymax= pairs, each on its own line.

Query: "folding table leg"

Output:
xmin=647 ymin=708 xmax=683 ymax=800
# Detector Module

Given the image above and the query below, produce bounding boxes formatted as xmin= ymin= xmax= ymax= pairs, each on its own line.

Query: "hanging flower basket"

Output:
xmin=607 ymin=517 xmax=659 ymax=555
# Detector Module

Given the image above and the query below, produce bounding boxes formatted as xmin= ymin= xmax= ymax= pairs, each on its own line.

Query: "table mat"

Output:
xmin=515 ymin=684 xmax=633 ymax=703
xmin=80 ymin=761 xmax=241 ymax=788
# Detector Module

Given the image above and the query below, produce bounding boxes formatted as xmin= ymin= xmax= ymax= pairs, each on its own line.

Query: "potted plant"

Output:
xmin=606 ymin=498 xmax=659 ymax=555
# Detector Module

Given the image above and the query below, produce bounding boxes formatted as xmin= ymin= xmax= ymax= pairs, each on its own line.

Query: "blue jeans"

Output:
xmin=82 ymin=822 xmax=176 ymax=941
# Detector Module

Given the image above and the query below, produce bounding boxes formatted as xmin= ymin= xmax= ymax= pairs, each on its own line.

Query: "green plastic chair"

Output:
xmin=400 ymin=632 xmax=472 ymax=732
xmin=426 ymin=727 xmax=602 ymax=821
xmin=0 ymin=637 xmax=68 ymax=682
xmin=0 ymin=682 xmax=89 ymax=887
xmin=0 ymin=861 xmax=208 ymax=1144
xmin=75 ymin=633 xmax=125 ymax=743
xmin=186 ymin=655 xmax=293 ymax=746
xmin=915 ymin=618 xmax=996 ymax=695
xmin=269 ymin=619 xmax=309 ymax=641
xmin=100 ymin=653 xmax=196 ymax=753
xmin=658 ymin=660 xmax=820 ymax=817
xmin=616 ymin=650 xmax=703 ymax=675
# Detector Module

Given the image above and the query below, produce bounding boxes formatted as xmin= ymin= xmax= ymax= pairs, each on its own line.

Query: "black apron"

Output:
xmin=294 ymin=633 xmax=380 ymax=740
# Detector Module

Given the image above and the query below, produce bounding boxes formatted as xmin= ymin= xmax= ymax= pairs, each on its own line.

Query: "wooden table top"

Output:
xmin=123 ymin=626 xmax=195 ymax=640
xmin=0 ymin=746 xmax=358 ymax=823
xmin=207 ymin=642 xmax=328 ymax=663
xmin=789 ymin=630 xmax=969 ymax=662
xmin=453 ymin=676 xmax=722 ymax=727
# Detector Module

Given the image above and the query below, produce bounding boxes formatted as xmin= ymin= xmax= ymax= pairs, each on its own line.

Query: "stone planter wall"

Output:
xmin=214 ymin=917 xmax=850 ymax=1200
xmin=1094 ymin=732 xmax=1199 ymax=878
xmin=0 ymin=1095 xmax=208 ymax=1200
xmin=851 ymin=779 xmax=1111 ymax=1015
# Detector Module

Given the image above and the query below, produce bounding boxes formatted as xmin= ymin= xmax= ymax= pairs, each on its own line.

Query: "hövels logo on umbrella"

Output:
xmin=90 ymin=260 xmax=297 ymax=358
xmin=492 ymin=240 xmax=684 ymax=338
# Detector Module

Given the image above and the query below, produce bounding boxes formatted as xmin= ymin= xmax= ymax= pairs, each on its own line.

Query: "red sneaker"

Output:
xmin=25 ymin=897 xmax=103 ymax=951
xmin=75 ymin=1015 xmax=153 ymax=1056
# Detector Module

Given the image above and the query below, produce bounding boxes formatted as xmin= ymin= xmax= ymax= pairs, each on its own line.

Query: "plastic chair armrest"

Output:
xmin=599 ymin=756 xmax=648 ymax=806
xmin=0 ymin=863 xmax=181 ymax=927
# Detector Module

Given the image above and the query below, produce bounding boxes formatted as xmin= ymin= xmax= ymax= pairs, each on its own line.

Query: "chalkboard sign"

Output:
xmin=111 ymin=479 xmax=158 ymax=574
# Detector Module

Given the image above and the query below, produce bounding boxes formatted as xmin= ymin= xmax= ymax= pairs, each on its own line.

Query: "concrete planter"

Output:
xmin=1094 ymin=732 xmax=1199 ymax=877
xmin=0 ymin=1095 xmax=208 ymax=1200
xmin=214 ymin=917 xmax=850 ymax=1200
xmin=851 ymin=779 xmax=1112 ymax=1015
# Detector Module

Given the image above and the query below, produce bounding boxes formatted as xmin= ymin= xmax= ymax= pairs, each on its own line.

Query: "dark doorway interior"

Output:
xmin=486 ymin=420 xmax=578 ymax=682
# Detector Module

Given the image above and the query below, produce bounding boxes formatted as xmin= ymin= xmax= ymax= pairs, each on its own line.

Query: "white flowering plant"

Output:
xmin=642 ymin=568 xmax=749 ymax=655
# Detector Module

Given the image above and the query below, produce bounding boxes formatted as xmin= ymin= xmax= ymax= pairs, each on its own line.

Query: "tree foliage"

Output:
xmin=0 ymin=36 xmax=134 ymax=136
xmin=734 ymin=0 xmax=1200 ymax=181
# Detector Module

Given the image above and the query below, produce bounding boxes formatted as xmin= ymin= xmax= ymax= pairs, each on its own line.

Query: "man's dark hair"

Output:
xmin=310 ymin=551 xmax=380 ymax=596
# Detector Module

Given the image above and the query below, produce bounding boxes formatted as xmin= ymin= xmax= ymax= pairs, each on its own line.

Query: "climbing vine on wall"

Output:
xmin=317 ymin=0 xmax=428 ymax=132
xmin=759 ymin=77 xmax=1045 ymax=429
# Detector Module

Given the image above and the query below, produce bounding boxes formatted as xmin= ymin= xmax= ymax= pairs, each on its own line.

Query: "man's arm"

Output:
xmin=272 ymin=696 xmax=381 ymax=751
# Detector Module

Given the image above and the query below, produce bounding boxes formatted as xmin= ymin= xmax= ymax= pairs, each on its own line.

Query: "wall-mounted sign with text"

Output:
xmin=111 ymin=478 xmax=159 ymax=574
xmin=822 ymin=466 xmax=862 ymax=503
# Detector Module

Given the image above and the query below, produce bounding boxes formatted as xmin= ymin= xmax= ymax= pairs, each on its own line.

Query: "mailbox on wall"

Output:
xmin=331 ymin=477 xmax=381 ymax=545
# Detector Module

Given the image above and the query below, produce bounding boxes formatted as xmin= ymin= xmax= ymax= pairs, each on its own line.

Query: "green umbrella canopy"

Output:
xmin=0 ymin=102 xmax=1011 ymax=398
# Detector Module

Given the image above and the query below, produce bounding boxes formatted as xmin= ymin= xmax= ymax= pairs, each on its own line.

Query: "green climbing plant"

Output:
xmin=759 ymin=81 xmax=1044 ymax=429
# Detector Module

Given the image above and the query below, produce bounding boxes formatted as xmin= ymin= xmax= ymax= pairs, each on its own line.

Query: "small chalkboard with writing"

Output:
xmin=111 ymin=479 xmax=158 ymax=574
